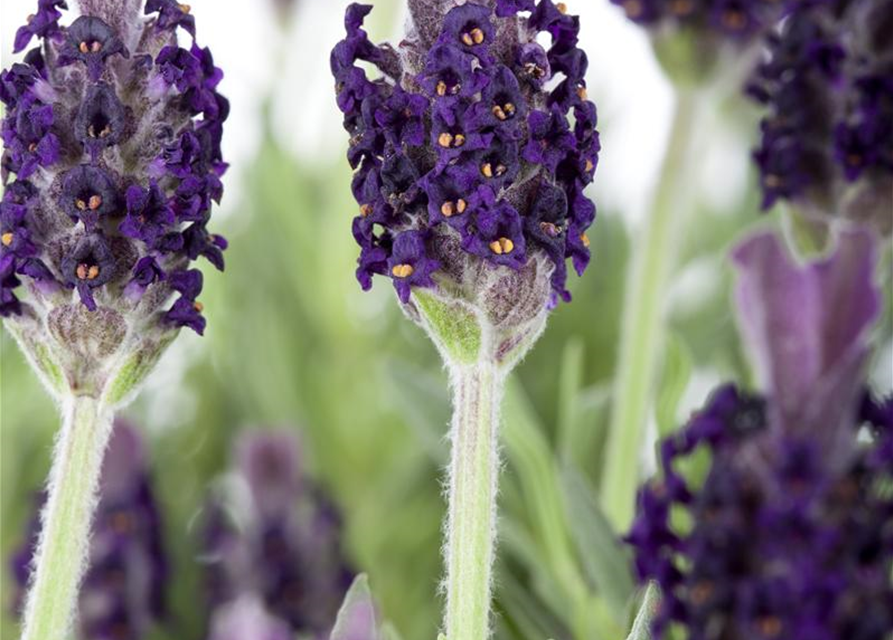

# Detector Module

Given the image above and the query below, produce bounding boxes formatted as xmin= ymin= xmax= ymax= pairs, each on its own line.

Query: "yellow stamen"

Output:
xmin=671 ymin=0 xmax=693 ymax=13
xmin=690 ymin=581 xmax=713 ymax=606
xmin=441 ymin=201 xmax=456 ymax=217
xmin=495 ymin=164 xmax=506 ymax=176
xmin=438 ymin=132 xmax=454 ymax=148
xmin=99 ymin=125 xmax=111 ymax=138
xmin=470 ymin=27 xmax=485 ymax=44
xmin=557 ymin=2 xmax=568 ymax=13
xmin=76 ymin=263 xmax=100 ymax=280
xmin=359 ymin=203 xmax=373 ymax=217
xmin=90 ymin=41 xmax=102 ymax=53
xmin=76 ymin=199 xmax=88 ymax=211
xmin=489 ymin=237 xmax=514 ymax=255
xmin=193 ymin=301 xmax=204 ymax=312
xmin=453 ymin=133 xmax=466 ymax=147
xmin=436 ymin=81 xmax=448 ymax=97
xmin=580 ymin=232 xmax=590 ymax=248
xmin=492 ymin=105 xmax=506 ymax=121
xmin=88 ymin=195 xmax=103 ymax=211
xmin=481 ymin=163 xmax=494 ymax=178
xmin=28 ymin=143 xmax=37 ymax=152
xmin=576 ymin=86 xmax=588 ymax=100
xmin=178 ymin=3 xmax=192 ymax=13
xmin=391 ymin=263 xmax=414 ymax=278
xmin=723 ymin=10 xmax=746 ymax=29
xmin=765 ymin=174 xmax=782 ymax=188
xmin=456 ymin=199 xmax=467 ymax=214
xmin=461 ymin=32 xmax=474 ymax=46
xmin=1 ymin=232 xmax=13 ymax=247
xmin=79 ymin=41 xmax=90 ymax=54
xmin=585 ymin=159 xmax=594 ymax=172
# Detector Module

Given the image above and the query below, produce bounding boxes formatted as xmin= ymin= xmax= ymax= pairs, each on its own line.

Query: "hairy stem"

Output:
xmin=601 ymin=88 xmax=707 ymax=531
xmin=21 ymin=394 xmax=114 ymax=640
xmin=444 ymin=362 xmax=503 ymax=640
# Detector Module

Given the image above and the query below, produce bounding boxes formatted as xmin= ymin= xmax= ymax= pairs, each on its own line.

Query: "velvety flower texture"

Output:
xmin=200 ymin=431 xmax=354 ymax=638
xmin=748 ymin=0 xmax=893 ymax=230
xmin=627 ymin=229 xmax=892 ymax=640
xmin=11 ymin=422 xmax=168 ymax=640
xmin=1 ymin=0 xmax=228 ymax=333
xmin=331 ymin=0 xmax=599 ymax=304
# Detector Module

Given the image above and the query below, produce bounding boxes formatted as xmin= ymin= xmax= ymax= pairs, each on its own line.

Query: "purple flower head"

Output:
xmin=1 ymin=0 xmax=228 ymax=375
xmin=11 ymin=420 xmax=169 ymax=638
xmin=331 ymin=0 xmax=599 ymax=314
xmin=201 ymin=430 xmax=354 ymax=636
xmin=627 ymin=230 xmax=892 ymax=639
xmin=748 ymin=0 xmax=893 ymax=231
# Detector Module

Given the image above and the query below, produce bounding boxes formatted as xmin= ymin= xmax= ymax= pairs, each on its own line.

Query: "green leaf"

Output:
xmin=626 ymin=584 xmax=659 ymax=640
xmin=560 ymin=466 xmax=635 ymax=623
xmin=556 ymin=338 xmax=585 ymax=464
xmin=413 ymin=290 xmax=481 ymax=365
xmin=331 ymin=574 xmax=379 ymax=640
xmin=655 ymin=332 xmax=693 ymax=437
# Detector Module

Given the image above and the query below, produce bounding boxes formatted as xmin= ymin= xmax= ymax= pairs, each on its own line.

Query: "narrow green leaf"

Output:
xmin=560 ymin=466 xmax=635 ymax=623
xmin=556 ymin=337 xmax=585 ymax=464
xmin=655 ymin=333 xmax=692 ymax=437
xmin=626 ymin=584 xmax=659 ymax=640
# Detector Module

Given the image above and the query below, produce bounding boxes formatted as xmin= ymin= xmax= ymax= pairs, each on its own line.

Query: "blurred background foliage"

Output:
xmin=1 ymin=0 xmax=891 ymax=639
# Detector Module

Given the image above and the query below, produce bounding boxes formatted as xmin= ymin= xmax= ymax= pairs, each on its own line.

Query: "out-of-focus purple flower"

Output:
xmin=608 ymin=0 xmax=782 ymax=39
xmin=627 ymin=229 xmax=892 ymax=639
xmin=748 ymin=0 xmax=893 ymax=231
xmin=200 ymin=431 xmax=354 ymax=638
xmin=206 ymin=597 xmax=293 ymax=640
xmin=1 ymin=0 xmax=228 ymax=334
xmin=331 ymin=0 xmax=599 ymax=305
xmin=11 ymin=421 xmax=168 ymax=639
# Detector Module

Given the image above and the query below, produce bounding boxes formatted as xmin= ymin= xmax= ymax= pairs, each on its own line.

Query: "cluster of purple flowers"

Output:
xmin=608 ymin=0 xmax=784 ymax=39
xmin=626 ymin=229 xmax=893 ymax=640
xmin=628 ymin=387 xmax=893 ymax=639
xmin=201 ymin=431 xmax=353 ymax=638
xmin=11 ymin=422 xmax=168 ymax=640
xmin=331 ymin=0 xmax=599 ymax=303
xmin=748 ymin=0 xmax=893 ymax=225
xmin=1 ymin=0 xmax=229 ymax=333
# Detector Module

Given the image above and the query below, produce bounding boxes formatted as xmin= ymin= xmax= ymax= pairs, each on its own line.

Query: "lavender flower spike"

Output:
xmin=201 ymin=430 xmax=353 ymax=638
xmin=2 ymin=2 xmax=227 ymax=639
xmin=332 ymin=2 xmax=598 ymax=637
xmin=626 ymin=229 xmax=892 ymax=639
xmin=748 ymin=0 xmax=893 ymax=232
xmin=11 ymin=420 xmax=169 ymax=640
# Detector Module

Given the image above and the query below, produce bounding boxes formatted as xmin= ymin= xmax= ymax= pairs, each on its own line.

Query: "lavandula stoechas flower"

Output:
xmin=748 ymin=0 xmax=893 ymax=232
xmin=11 ymin=421 xmax=168 ymax=640
xmin=201 ymin=431 xmax=353 ymax=638
xmin=626 ymin=228 xmax=892 ymax=639
xmin=331 ymin=0 xmax=598 ymax=364
xmin=1 ymin=0 xmax=228 ymax=399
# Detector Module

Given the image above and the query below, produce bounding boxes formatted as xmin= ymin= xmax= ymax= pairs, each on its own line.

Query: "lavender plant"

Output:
xmin=0 ymin=1 xmax=227 ymax=637
xmin=200 ymin=431 xmax=353 ymax=638
xmin=330 ymin=0 xmax=598 ymax=637
xmin=627 ymin=228 xmax=893 ymax=639
xmin=747 ymin=0 xmax=893 ymax=233
xmin=11 ymin=421 xmax=169 ymax=640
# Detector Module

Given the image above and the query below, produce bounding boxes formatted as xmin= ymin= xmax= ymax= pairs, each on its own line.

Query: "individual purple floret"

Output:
xmin=748 ymin=0 xmax=893 ymax=231
xmin=1 ymin=0 xmax=229 ymax=334
xmin=331 ymin=0 xmax=599 ymax=304
xmin=11 ymin=421 xmax=168 ymax=640
xmin=626 ymin=229 xmax=892 ymax=639
xmin=200 ymin=431 xmax=354 ymax=638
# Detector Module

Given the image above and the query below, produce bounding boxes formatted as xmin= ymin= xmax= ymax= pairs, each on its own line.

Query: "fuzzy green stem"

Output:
xmin=601 ymin=88 xmax=706 ymax=531
xmin=444 ymin=362 xmax=503 ymax=640
xmin=21 ymin=394 xmax=114 ymax=640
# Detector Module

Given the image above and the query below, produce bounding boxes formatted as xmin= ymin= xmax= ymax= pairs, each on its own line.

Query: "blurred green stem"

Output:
xmin=601 ymin=88 xmax=706 ymax=531
xmin=444 ymin=362 xmax=502 ymax=640
xmin=21 ymin=395 xmax=113 ymax=640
